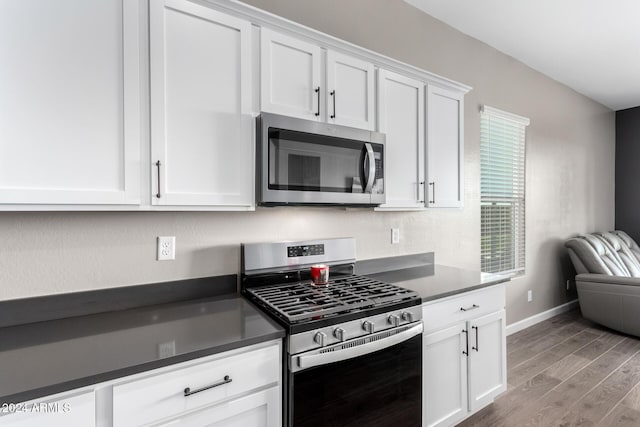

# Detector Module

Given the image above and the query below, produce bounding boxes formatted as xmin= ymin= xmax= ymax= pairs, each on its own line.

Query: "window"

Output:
xmin=480 ymin=106 xmax=529 ymax=275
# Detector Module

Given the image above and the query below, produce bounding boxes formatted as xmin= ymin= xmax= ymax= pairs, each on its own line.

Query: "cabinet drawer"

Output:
xmin=113 ymin=344 xmax=279 ymax=427
xmin=422 ymin=284 xmax=505 ymax=333
xmin=148 ymin=386 xmax=279 ymax=427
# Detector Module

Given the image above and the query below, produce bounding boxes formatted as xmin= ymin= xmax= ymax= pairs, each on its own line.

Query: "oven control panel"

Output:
xmin=289 ymin=305 xmax=422 ymax=355
xmin=287 ymin=244 xmax=325 ymax=258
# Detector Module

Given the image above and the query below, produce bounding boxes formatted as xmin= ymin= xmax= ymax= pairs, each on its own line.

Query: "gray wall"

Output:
xmin=616 ymin=106 xmax=640 ymax=242
xmin=0 ymin=0 xmax=615 ymax=325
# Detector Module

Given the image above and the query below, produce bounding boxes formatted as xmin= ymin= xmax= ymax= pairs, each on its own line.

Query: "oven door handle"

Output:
xmin=295 ymin=323 xmax=423 ymax=372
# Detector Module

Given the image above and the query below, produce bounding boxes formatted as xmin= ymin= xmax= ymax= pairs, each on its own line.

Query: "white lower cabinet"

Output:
xmin=112 ymin=342 xmax=280 ymax=426
xmin=423 ymin=285 xmax=506 ymax=427
xmin=0 ymin=390 xmax=95 ymax=427
xmin=423 ymin=322 xmax=468 ymax=427
xmin=150 ymin=386 xmax=279 ymax=427
xmin=0 ymin=341 xmax=281 ymax=427
xmin=467 ymin=310 xmax=507 ymax=412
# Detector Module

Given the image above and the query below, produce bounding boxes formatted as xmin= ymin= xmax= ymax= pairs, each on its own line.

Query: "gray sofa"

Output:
xmin=565 ymin=231 xmax=640 ymax=336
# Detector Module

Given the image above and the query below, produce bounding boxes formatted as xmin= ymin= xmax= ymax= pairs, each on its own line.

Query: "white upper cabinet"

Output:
xmin=326 ymin=50 xmax=375 ymax=130
xmin=0 ymin=0 xmax=141 ymax=206
xmin=260 ymin=29 xmax=322 ymax=121
xmin=150 ymin=0 xmax=253 ymax=208
xmin=377 ymin=70 xmax=425 ymax=209
xmin=0 ymin=0 xmax=468 ymax=211
xmin=427 ymin=85 xmax=464 ymax=208
xmin=260 ymin=30 xmax=375 ymax=130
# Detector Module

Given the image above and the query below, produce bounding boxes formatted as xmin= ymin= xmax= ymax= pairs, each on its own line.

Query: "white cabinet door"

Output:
xmin=423 ymin=322 xmax=468 ymax=427
xmin=326 ymin=50 xmax=375 ymax=130
xmin=150 ymin=387 xmax=280 ymax=427
xmin=426 ymin=85 xmax=464 ymax=208
xmin=0 ymin=390 xmax=95 ymax=427
xmin=260 ymin=29 xmax=322 ymax=121
xmin=377 ymin=70 xmax=425 ymax=209
xmin=0 ymin=0 xmax=140 ymax=205
xmin=467 ymin=309 xmax=507 ymax=412
xmin=150 ymin=0 xmax=253 ymax=207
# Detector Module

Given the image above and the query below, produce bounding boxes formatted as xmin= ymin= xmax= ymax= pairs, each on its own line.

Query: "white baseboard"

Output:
xmin=506 ymin=299 xmax=579 ymax=336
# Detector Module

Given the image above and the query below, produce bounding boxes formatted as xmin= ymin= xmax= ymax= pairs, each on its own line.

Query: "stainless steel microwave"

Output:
xmin=256 ymin=113 xmax=385 ymax=206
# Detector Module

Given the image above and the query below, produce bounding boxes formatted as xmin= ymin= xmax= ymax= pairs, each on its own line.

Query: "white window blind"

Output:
xmin=480 ymin=105 xmax=529 ymax=275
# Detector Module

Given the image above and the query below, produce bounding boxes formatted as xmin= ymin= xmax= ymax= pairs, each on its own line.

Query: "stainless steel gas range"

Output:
xmin=241 ymin=238 xmax=423 ymax=427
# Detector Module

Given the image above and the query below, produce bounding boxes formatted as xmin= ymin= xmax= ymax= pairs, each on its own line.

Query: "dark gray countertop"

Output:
xmin=0 ymin=294 xmax=284 ymax=405
xmin=366 ymin=263 xmax=510 ymax=302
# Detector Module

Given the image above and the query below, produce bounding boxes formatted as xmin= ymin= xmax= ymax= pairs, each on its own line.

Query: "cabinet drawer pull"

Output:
xmin=460 ymin=304 xmax=479 ymax=312
xmin=155 ymin=160 xmax=162 ymax=199
xmin=184 ymin=375 xmax=232 ymax=397
xmin=315 ymin=86 xmax=320 ymax=116
xmin=472 ymin=325 xmax=479 ymax=352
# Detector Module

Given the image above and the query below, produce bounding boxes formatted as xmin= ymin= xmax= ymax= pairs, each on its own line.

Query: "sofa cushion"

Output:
xmin=596 ymin=232 xmax=640 ymax=277
xmin=565 ymin=234 xmax=631 ymax=276
xmin=612 ymin=230 xmax=640 ymax=263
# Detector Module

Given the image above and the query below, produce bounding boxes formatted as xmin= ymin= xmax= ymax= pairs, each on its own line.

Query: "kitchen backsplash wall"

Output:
xmin=0 ymin=0 xmax=614 ymax=326
xmin=0 ymin=207 xmax=472 ymax=299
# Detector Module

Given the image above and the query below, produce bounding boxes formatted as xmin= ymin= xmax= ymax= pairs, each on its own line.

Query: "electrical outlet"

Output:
xmin=391 ymin=228 xmax=400 ymax=244
xmin=157 ymin=236 xmax=176 ymax=261
xmin=158 ymin=340 xmax=176 ymax=358
xmin=527 ymin=290 xmax=533 ymax=302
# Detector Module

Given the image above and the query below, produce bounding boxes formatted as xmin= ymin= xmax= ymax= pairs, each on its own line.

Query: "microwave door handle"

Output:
xmin=363 ymin=143 xmax=376 ymax=193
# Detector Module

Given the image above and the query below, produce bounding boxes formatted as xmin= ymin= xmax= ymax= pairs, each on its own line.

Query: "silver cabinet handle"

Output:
xmin=460 ymin=304 xmax=479 ymax=312
xmin=419 ymin=181 xmax=425 ymax=203
xmin=330 ymin=90 xmax=336 ymax=118
xmin=429 ymin=181 xmax=435 ymax=204
xmin=315 ymin=87 xmax=320 ymax=116
xmin=155 ymin=160 xmax=162 ymax=199
xmin=462 ymin=328 xmax=469 ymax=356
xmin=184 ymin=375 xmax=232 ymax=397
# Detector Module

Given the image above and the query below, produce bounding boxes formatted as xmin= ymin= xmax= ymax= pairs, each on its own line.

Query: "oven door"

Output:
xmin=287 ymin=323 xmax=422 ymax=427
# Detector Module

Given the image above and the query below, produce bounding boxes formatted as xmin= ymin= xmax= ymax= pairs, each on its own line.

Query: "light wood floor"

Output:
xmin=458 ymin=309 xmax=640 ymax=426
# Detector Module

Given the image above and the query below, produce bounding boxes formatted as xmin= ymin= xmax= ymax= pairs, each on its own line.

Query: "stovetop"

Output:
xmin=241 ymin=238 xmax=422 ymax=334
xmin=246 ymin=274 xmax=417 ymax=323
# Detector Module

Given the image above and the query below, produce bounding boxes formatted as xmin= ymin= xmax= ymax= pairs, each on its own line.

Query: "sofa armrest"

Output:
xmin=576 ymin=273 xmax=640 ymax=286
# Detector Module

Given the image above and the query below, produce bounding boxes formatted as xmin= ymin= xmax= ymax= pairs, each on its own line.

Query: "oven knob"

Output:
xmin=314 ymin=332 xmax=327 ymax=347
xmin=333 ymin=328 xmax=346 ymax=342
xmin=401 ymin=311 xmax=414 ymax=323
xmin=388 ymin=314 xmax=401 ymax=327
xmin=362 ymin=320 xmax=375 ymax=334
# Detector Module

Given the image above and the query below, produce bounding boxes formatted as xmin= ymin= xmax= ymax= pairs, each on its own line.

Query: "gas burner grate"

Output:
xmin=246 ymin=275 xmax=417 ymax=323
